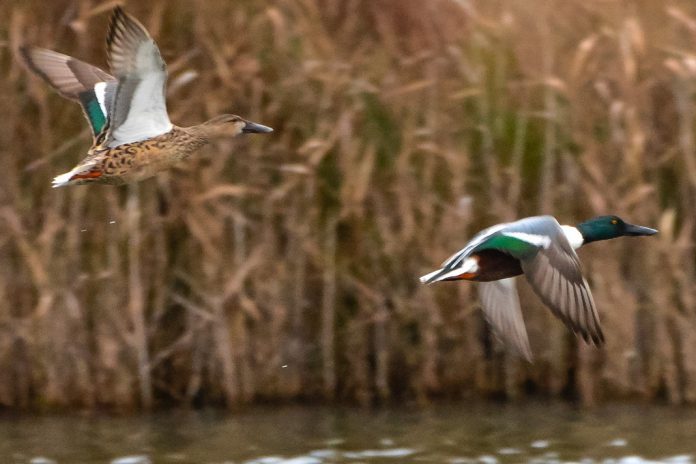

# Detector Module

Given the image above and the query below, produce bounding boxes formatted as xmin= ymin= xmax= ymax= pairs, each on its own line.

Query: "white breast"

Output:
xmin=561 ymin=225 xmax=584 ymax=250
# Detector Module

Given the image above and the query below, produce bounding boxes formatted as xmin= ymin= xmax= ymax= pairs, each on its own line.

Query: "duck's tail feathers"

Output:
xmin=419 ymin=267 xmax=466 ymax=284
xmin=52 ymin=163 xmax=101 ymax=188
xmin=52 ymin=171 xmax=76 ymax=188
xmin=420 ymin=257 xmax=478 ymax=284
xmin=420 ymin=268 xmax=447 ymax=284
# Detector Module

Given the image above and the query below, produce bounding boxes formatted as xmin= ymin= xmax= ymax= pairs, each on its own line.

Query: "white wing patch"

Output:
xmin=94 ymin=82 xmax=108 ymax=115
xmin=502 ymin=232 xmax=552 ymax=248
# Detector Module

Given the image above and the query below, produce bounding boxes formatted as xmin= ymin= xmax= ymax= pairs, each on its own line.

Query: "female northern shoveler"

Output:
xmin=20 ymin=7 xmax=272 ymax=187
xmin=420 ymin=215 xmax=657 ymax=361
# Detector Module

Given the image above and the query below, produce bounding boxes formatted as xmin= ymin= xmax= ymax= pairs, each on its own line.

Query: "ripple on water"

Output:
xmin=244 ymin=457 xmax=322 ymax=464
xmin=245 ymin=448 xmax=417 ymax=463
xmin=111 ymin=457 xmax=151 ymax=464
xmin=243 ymin=457 xmax=284 ymax=464
xmin=277 ymin=458 xmax=322 ymax=464
xmin=476 ymin=455 xmax=499 ymax=464
xmin=29 ymin=458 xmax=56 ymax=464
xmin=308 ymin=449 xmax=339 ymax=459
xmin=342 ymin=448 xmax=417 ymax=459
xmin=564 ymin=456 xmax=693 ymax=464
xmin=608 ymin=439 xmax=628 ymax=447
xmin=663 ymin=456 xmax=694 ymax=464
xmin=616 ymin=456 xmax=664 ymax=464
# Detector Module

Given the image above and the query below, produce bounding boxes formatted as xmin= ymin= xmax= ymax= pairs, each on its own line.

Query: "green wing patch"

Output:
xmin=78 ymin=91 xmax=107 ymax=136
xmin=477 ymin=234 xmax=540 ymax=260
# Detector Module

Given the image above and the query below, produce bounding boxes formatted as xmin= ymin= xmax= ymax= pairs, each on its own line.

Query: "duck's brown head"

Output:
xmin=201 ymin=114 xmax=273 ymax=138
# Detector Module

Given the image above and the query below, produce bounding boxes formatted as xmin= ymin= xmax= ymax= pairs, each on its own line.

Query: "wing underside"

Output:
xmin=479 ymin=278 xmax=532 ymax=362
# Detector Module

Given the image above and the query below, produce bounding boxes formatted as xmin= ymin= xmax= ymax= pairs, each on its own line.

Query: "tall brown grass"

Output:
xmin=0 ymin=0 xmax=696 ymax=410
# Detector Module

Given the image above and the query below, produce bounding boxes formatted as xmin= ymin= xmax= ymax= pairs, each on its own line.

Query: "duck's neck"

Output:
xmin=181 ymin=122 xmax=221 ymax=141
xmin=169 ymin=126 xmax=212 ymax=155
xmin=561 ymin=225 xmax=585 ymax=250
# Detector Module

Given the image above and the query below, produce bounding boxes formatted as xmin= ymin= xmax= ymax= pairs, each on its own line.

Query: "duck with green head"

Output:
xmin=420 ymin=215 xmax=658 ymax=361
xmin=19 ymin=6 xmax=273 ymax=187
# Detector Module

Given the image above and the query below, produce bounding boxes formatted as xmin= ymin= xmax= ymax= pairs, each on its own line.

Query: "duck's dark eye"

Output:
xmin=611 ymin=218 xmax=618 ymax=225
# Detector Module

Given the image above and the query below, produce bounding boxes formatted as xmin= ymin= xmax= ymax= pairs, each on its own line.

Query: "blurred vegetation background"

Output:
xmin=0 ymin=0 xmax=695 ymax=410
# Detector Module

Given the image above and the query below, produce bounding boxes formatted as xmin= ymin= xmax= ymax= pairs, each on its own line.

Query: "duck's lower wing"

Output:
xmin=479 ymin=278 xmax=533 ymax=362
xmin=519 ymin=226 xmax=604 ymax=345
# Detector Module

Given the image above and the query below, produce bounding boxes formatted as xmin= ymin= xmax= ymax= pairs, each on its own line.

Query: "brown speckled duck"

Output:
xmin=20 ymin=6 xmax=272 ymax=187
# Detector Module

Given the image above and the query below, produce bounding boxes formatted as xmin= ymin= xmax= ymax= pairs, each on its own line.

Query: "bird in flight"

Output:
xmin=420 ymin=215 xmax=657 ymax=361
xmin=20 ymin=6 xmax=273 ymax=187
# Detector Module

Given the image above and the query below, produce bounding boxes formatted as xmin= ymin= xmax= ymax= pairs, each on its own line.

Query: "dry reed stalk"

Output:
xmin=538 ymin=12 xmax=558 ymax=216
xmin=321 ymin=216 xmax=337 ymax=399
xmin=126 ymin=184 xmax=153 ymax=408
xmin=1 ymin=0 xmax=696 ymax=409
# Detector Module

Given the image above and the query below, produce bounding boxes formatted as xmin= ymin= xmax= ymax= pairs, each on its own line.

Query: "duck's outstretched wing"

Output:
xmin=104 ymin=6 xmax=172 ymax=147
xmin=513 ymin=216 xmax=604 ymax=346
xmin=19 ymin=46 xmax=116 ymax=137
xmin=479 ymin=278 xmax=532 ymax=362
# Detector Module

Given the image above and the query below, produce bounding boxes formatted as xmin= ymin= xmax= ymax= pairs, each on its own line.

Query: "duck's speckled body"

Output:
xmin=20 ymin=7 xmax=272 ymax=187
xmin=61 ymin=118 xmax=251 ymax=185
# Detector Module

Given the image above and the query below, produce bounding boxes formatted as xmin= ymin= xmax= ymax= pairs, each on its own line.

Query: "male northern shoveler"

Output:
xmin=20 ymin=7 xmax=272 ymax=187
xmin=420 ymin=215 xmax=657 ymax=361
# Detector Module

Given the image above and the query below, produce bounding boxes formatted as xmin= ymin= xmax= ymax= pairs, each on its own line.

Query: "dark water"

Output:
xmin=1 ymin=402 xmax=695 ymax=464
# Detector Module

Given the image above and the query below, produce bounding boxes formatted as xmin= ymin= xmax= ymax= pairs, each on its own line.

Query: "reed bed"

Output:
xmin=0 ymin=0 xmax=695 ymax=409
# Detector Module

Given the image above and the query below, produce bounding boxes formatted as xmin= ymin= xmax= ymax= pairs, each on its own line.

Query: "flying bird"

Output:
xmin=420 ymin=215 xmax=657 ymax=361
xmin=20 ymin=6 xmax=272 ymax=187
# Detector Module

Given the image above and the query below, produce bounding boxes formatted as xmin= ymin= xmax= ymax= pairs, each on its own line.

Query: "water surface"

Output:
xmin=1 ymin=402 xmax=695 ymax=463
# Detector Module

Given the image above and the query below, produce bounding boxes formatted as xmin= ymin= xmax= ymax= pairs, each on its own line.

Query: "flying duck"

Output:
xmin=20 ymin=6 xmax=272 ymax=187
xmin=420 ymin=215 xmax=658 ymax=361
